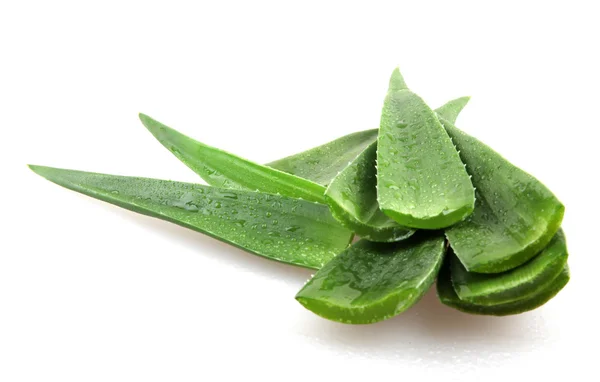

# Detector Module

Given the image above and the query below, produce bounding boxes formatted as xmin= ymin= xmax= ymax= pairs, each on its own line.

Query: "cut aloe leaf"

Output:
xmin=139 ymin=114 xmax=327 ymax=204
xmin=377 ymin=68 xmax=475 ymax=229
xmin=450 ymin=229 xmax=568 ymax=306
xmin=323 ymin=97 xmax=470 ymax=242
xmin=441 ymin=117 xmax=565 ymax=273
xmin=267 ymin=129 xmax=378 ymax=187
xmin=28 ymin=165 xmax=353 ymax=270
xmin=437 ymin=257 xmax=570 ymax=316
xmin=295 ymin=233 xmax=446 ymax=324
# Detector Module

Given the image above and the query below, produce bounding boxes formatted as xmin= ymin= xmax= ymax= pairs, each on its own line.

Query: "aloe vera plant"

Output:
xmin=29 ymin=65 xmax=569 ymax=324
xmin=441 ymin=117 xmax=565 ymax=273
xmin=322 ymin=97 xmax=471 ymax=242
xmin=29 ymin=165 xmax=352 ymax=269
xmin=140 ymin=114 xmax=327 ymax=204
xmin=437 ymin=257 xmax=570 ymax=316
xmin=296 ymin=234 xmax=445 ymax=324
xmin=450 ymin=230 xmax=568 ymax=305
xmin=377 ymin=68 xmax=475 ymax=229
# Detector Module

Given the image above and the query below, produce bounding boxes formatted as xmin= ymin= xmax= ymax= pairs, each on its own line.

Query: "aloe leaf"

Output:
xmin=139 ymin=114 xmax=327 ymax=204
xmin=324 ymin=142 xmax=414 ymax=242
xmin=267 ymin=129 xmax=379 ymax=187
xmin=29 ymin=165 xmax=353 ymax=270
xmin=450 ymin=230 xmax=568 ymax=306
xmin=295 ymin=233 xmax=446 ymax=324
xmin=437 ymin=257 xmax=570 ymax=316
xmin=441 ymin=118 xmax=565 ymax=273
xmin=435 ymin=96 xmax=471 ymax=123
xmin=322 ymin=97 xmax=470 ymax=242
xmin=377 ymin=68 xmax=475 ymax=229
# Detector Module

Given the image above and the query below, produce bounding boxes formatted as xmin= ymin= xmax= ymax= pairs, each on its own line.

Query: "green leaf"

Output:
xmin=267 ymin=129 xmax=379 ymax=187
xmin=295 ymin=233 xmax=446 ymax=324
xmin=387 ymin=66 xmax=409 ymax=92
xmin=450 ymin=229 xmax=568 ymax=305
xmin=139 ymin=114 xmax=327 ymax=204
xmin=28 ymin=165 xmax=353 ymax=270
xmin=324 ymin=142 xmax=414 ymax=242
xmin=437 ymin=256 xmax=570 ymax=316
xmin=441 ymin=117 xmax=565 ymax=273
xmin=435 ymin=96 xmax=471 ymax=124
xmin=377 ymin=70 xmax=475 ymax=229
xmin=322 ymin=97 xmax=470 ymax=242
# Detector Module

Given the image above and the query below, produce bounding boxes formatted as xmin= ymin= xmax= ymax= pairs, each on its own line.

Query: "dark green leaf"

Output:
xmin=442 ymin=118 xmax=565 ymax=273
xmin=296 ymin=233 xmax=446 ymax=324
xmin=140 ymin=114 xmax=327 ymax=204
xmin=29 ymin=165 xmax=353 ymax=269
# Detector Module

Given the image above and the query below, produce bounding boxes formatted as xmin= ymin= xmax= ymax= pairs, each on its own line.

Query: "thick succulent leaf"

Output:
xmin=325 ymin=142 xmax=414 ymax=242
xmin=442 ymin=117 xmax=565 ymax=273
xmin=29 ymin=165 xmax=353 ymax=269
xmin=295 ymin=233 xmax=446 ymax=324
xmin=377 ymin=69 xmax=475 ymax=229
xmin=139 ymin=114 xmax=327 ymax=204
xmin=450 ymin=230 xmax=568 ymax=305
xmin=266 ymin=129 xmax=378 ymax=186
xmin=323 ymin=97 xmax=470 ymax=242
xmin=437 ymin=257 xmax=570 ymax=316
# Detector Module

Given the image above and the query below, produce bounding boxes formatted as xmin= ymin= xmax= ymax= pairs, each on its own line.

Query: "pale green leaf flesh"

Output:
xmin=29 ymin=165 xmax=353 ymax=270
xmin=450 ymin=230 xmax=568 ymax=305
xmin=139 ymin=114 xmax=327 ymax=204
xmin=323 ymin=97 xmax=470 ymax=242
xmin=437 ymin=256 xmax=570 ymax=316
xmin=267 ymin=129 xmax=379 ymax=187
xmin=296 ymin=233 xmax=446 ymax=324
xmin=377 ymin=70 xmax=475 ymax=229
xmin=441 ymin=117 xmax=565 ymax=273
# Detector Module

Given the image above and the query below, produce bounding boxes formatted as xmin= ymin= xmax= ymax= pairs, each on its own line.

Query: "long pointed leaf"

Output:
xmin=450 ymin=230 xmax=568 ymax=305
xmin=437 ymin=257 xmax=570 ymax=316
xmin=295 ymin=233 xmax=446 ymax=324
xmin=441 ymin=117 xmax=565 ymax=273
xmin=377 ymin=68 xmax=475 ymax=229
xmin=29 ymin=165 xmax=353 ymax=269
xmin=139 ymin=114 xmax=327 ymax=204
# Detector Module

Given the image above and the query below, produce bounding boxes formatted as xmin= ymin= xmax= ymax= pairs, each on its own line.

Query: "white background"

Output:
xmin=2 ymin=1 xmax=599 ymax=381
